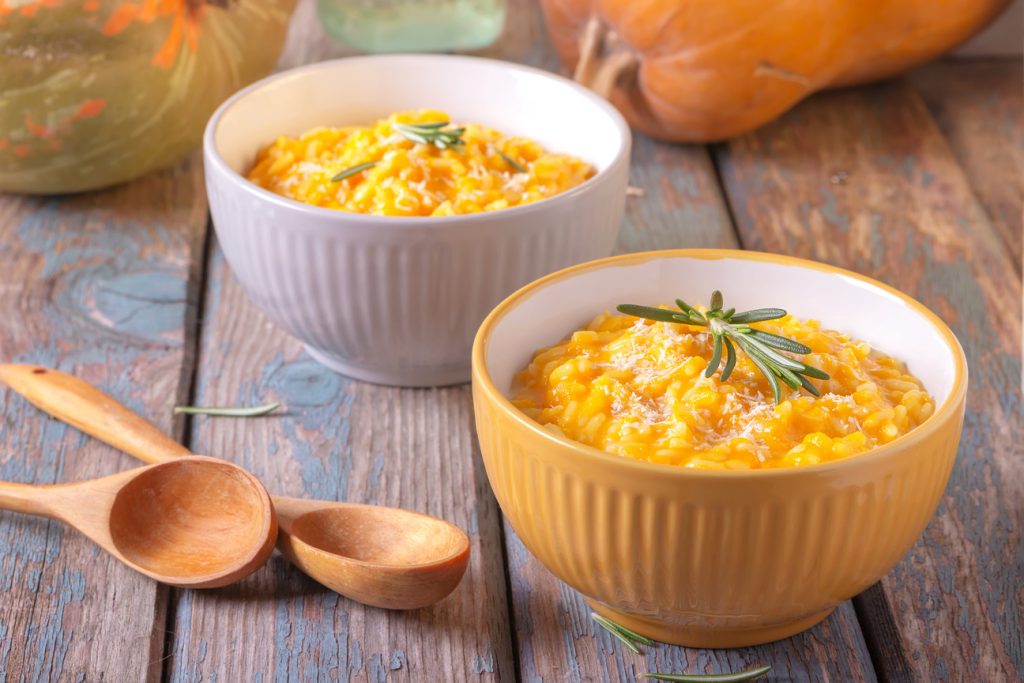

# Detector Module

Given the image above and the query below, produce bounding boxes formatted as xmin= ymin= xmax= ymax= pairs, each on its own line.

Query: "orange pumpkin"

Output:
xmin=0 ymin=0 xmax=297 ymax=194
xmin=541 ymin=0 xmax=1010 ymax=141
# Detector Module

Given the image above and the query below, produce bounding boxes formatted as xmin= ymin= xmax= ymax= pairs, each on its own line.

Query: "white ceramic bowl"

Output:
xmin=203 ymin=55 xmax=631 ymax=386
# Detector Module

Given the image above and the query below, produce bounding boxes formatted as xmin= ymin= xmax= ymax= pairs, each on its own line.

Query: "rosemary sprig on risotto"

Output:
xmin=394 ymin=121 xmax=466 ymax=150
xmin=330 ymin=161 xmax=377 ymax=182
xmin=617 ymin=291 xmax=829 ymax=403
xmin=497 ymin=150 xmax=527 ymax=173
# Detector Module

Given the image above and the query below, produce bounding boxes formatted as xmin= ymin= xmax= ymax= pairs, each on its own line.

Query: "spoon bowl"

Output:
xmin=0 ymin=456 xmax=277 ymax=588
xmin=276 ymin=499 xmax=470 ymax=609
xmin=0 ymin=364 xmax=470 ymax=608
xmin=109 ymin=457 xmax=278 ymax=582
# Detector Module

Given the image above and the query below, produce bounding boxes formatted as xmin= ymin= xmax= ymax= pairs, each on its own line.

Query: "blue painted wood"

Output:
xmin=0 ymin=158 xmax=207 ymax=681
xmin=715 ymin=78 xmax=1023 ymax=681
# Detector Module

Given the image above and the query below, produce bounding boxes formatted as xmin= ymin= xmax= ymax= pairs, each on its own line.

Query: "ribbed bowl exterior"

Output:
xmin=470 ymin=250 xmax=969 ymax=647
xmin=473 ymin=376 xmax=965 ymax=646
xmin=205 ymin=156 xmax=628 ymax=386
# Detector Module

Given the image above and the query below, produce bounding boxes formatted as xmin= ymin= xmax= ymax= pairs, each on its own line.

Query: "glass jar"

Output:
xmin=317 ymin=0 xmax=507 ymax=53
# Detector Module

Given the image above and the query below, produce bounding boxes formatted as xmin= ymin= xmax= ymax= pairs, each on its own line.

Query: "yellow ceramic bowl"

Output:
xmin=471 ymin=250 xmax=967 ymax=648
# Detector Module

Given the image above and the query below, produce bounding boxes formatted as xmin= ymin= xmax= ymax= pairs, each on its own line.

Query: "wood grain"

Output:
xmin=715 ymin=78 xmax=1023 ymax=682
xmin=0 ymin=157 xmax=207 ymax=680
xmin=909 ymin=59 xmax=1023 ymax=268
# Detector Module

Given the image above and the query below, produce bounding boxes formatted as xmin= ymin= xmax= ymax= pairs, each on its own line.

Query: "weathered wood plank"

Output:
xmin=0 ymin=157 xmax=207 ymax=681
xmin=909 ymin=59 xmax=1022 ymax=268
xmin=715 ymin=78 xmax=1023 ymax=681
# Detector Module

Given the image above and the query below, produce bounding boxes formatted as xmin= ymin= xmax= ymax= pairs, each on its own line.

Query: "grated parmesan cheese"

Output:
xmin=247 ymin=109 xmax=594 ymax=216
xmin=511 ymin=307 xmax=936 ymax=470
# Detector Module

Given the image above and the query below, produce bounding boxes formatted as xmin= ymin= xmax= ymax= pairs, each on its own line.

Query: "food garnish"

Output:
xmin=173 ymin=402 xmax=281 ymax=417
xmin=330 ymin=161 xmax=377 ymax=182
xmin=591 ymin=612 xmax=653 ymax=654
xmin=248 ymin=110 xmax=594 ymax=216
xmin=497 ymin=150 xmax=527 ymax=173
xmin=393 ymin=120 xmax=466 ymax=150
xmin=590 ymin=613 xmax=771 ymax=680
xmin=643 ymin=667 xmax=773 ymax=682
xmin=617 ymin=291 xmax=829 ymax=403
xmin=513 ymin=305 xmax=934 ymax=469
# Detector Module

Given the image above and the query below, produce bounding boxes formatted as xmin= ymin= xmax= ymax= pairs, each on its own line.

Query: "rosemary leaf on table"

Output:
xmin=591 ymin=612 xmax=653 ymax=654
xmin=643 ymin=666 xmax=773 ymax=682
xmin=174 ymin=402 xmax=281 ymax=417
xmin=590 ymin=613 xmax=772 ymax=681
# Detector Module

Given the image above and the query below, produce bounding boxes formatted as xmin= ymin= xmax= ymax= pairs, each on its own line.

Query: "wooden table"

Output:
xmin=0 ymin=3 xmax=1020 ymax=681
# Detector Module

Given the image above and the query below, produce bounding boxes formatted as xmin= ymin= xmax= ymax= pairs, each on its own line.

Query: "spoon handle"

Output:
xmin=0 ymin=364 xmax=192 ymax=465
xmin=0 ymin=479 xmax=61 ymax=517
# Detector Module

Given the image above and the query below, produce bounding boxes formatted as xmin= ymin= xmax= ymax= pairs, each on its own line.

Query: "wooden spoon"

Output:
xmin=0 ymin=455 xmax=276 ymax=588
xmin=0 ymin=364 xmax=470 ymax=610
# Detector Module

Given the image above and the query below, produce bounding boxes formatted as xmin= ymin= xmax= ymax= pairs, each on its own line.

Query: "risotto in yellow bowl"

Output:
xmin=512 ymin=305 xmax=935 ymax=470
xmin=472 ymin=250 xmax=967 ymax=647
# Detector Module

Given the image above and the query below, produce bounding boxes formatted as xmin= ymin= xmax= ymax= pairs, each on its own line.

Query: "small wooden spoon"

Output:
xmin=0 ymin=365 xmax=470 ymax=610
xmin=0 ymin=455 xmax=276 ymax=588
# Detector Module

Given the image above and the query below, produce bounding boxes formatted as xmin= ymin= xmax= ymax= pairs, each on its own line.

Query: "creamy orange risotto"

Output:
xmin=246 ymin=110 xmax=594 ymax=216
xmin=511 ymin=310 xmax=935 ymax=470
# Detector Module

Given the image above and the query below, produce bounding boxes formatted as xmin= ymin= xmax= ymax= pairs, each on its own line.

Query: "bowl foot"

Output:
xmin=302 ymin=345 xmax=470 ymax=387
xmin=584 ymin=599 xmax=836 ymax=648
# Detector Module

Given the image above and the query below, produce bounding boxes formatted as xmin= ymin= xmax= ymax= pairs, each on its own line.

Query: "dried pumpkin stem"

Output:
xmin=573 ymin=15 xmax=639 ymax=99
xmin=573 ymin=16 xmax=603 ymax=85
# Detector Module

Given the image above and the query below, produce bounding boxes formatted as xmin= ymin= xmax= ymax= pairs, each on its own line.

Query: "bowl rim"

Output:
xmin=472 ymin=248 xmax=969 ymax=479
xmin=202 ymin=53 xmax=632 ymax=228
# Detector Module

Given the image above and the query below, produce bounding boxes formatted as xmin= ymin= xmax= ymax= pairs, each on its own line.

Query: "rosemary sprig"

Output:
xmin=617 ymin=291 xmax=829 ymax=403
xmin=591 ymin=613 xmax=653 ymax=654
xmin=173 ymin=402 xmax=281 ymax=417
xmin=331 ymin=161 xmax=377 ymax=182
xmin=590 ymin=614 xmax=771 ymax=681
xmin=643 ymin=666 xmax=773 ymax=682
xmin=394 ymin=121 xmax=465 ymax=150
xmin=498 ymin=150 xmax=527 ymax=173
